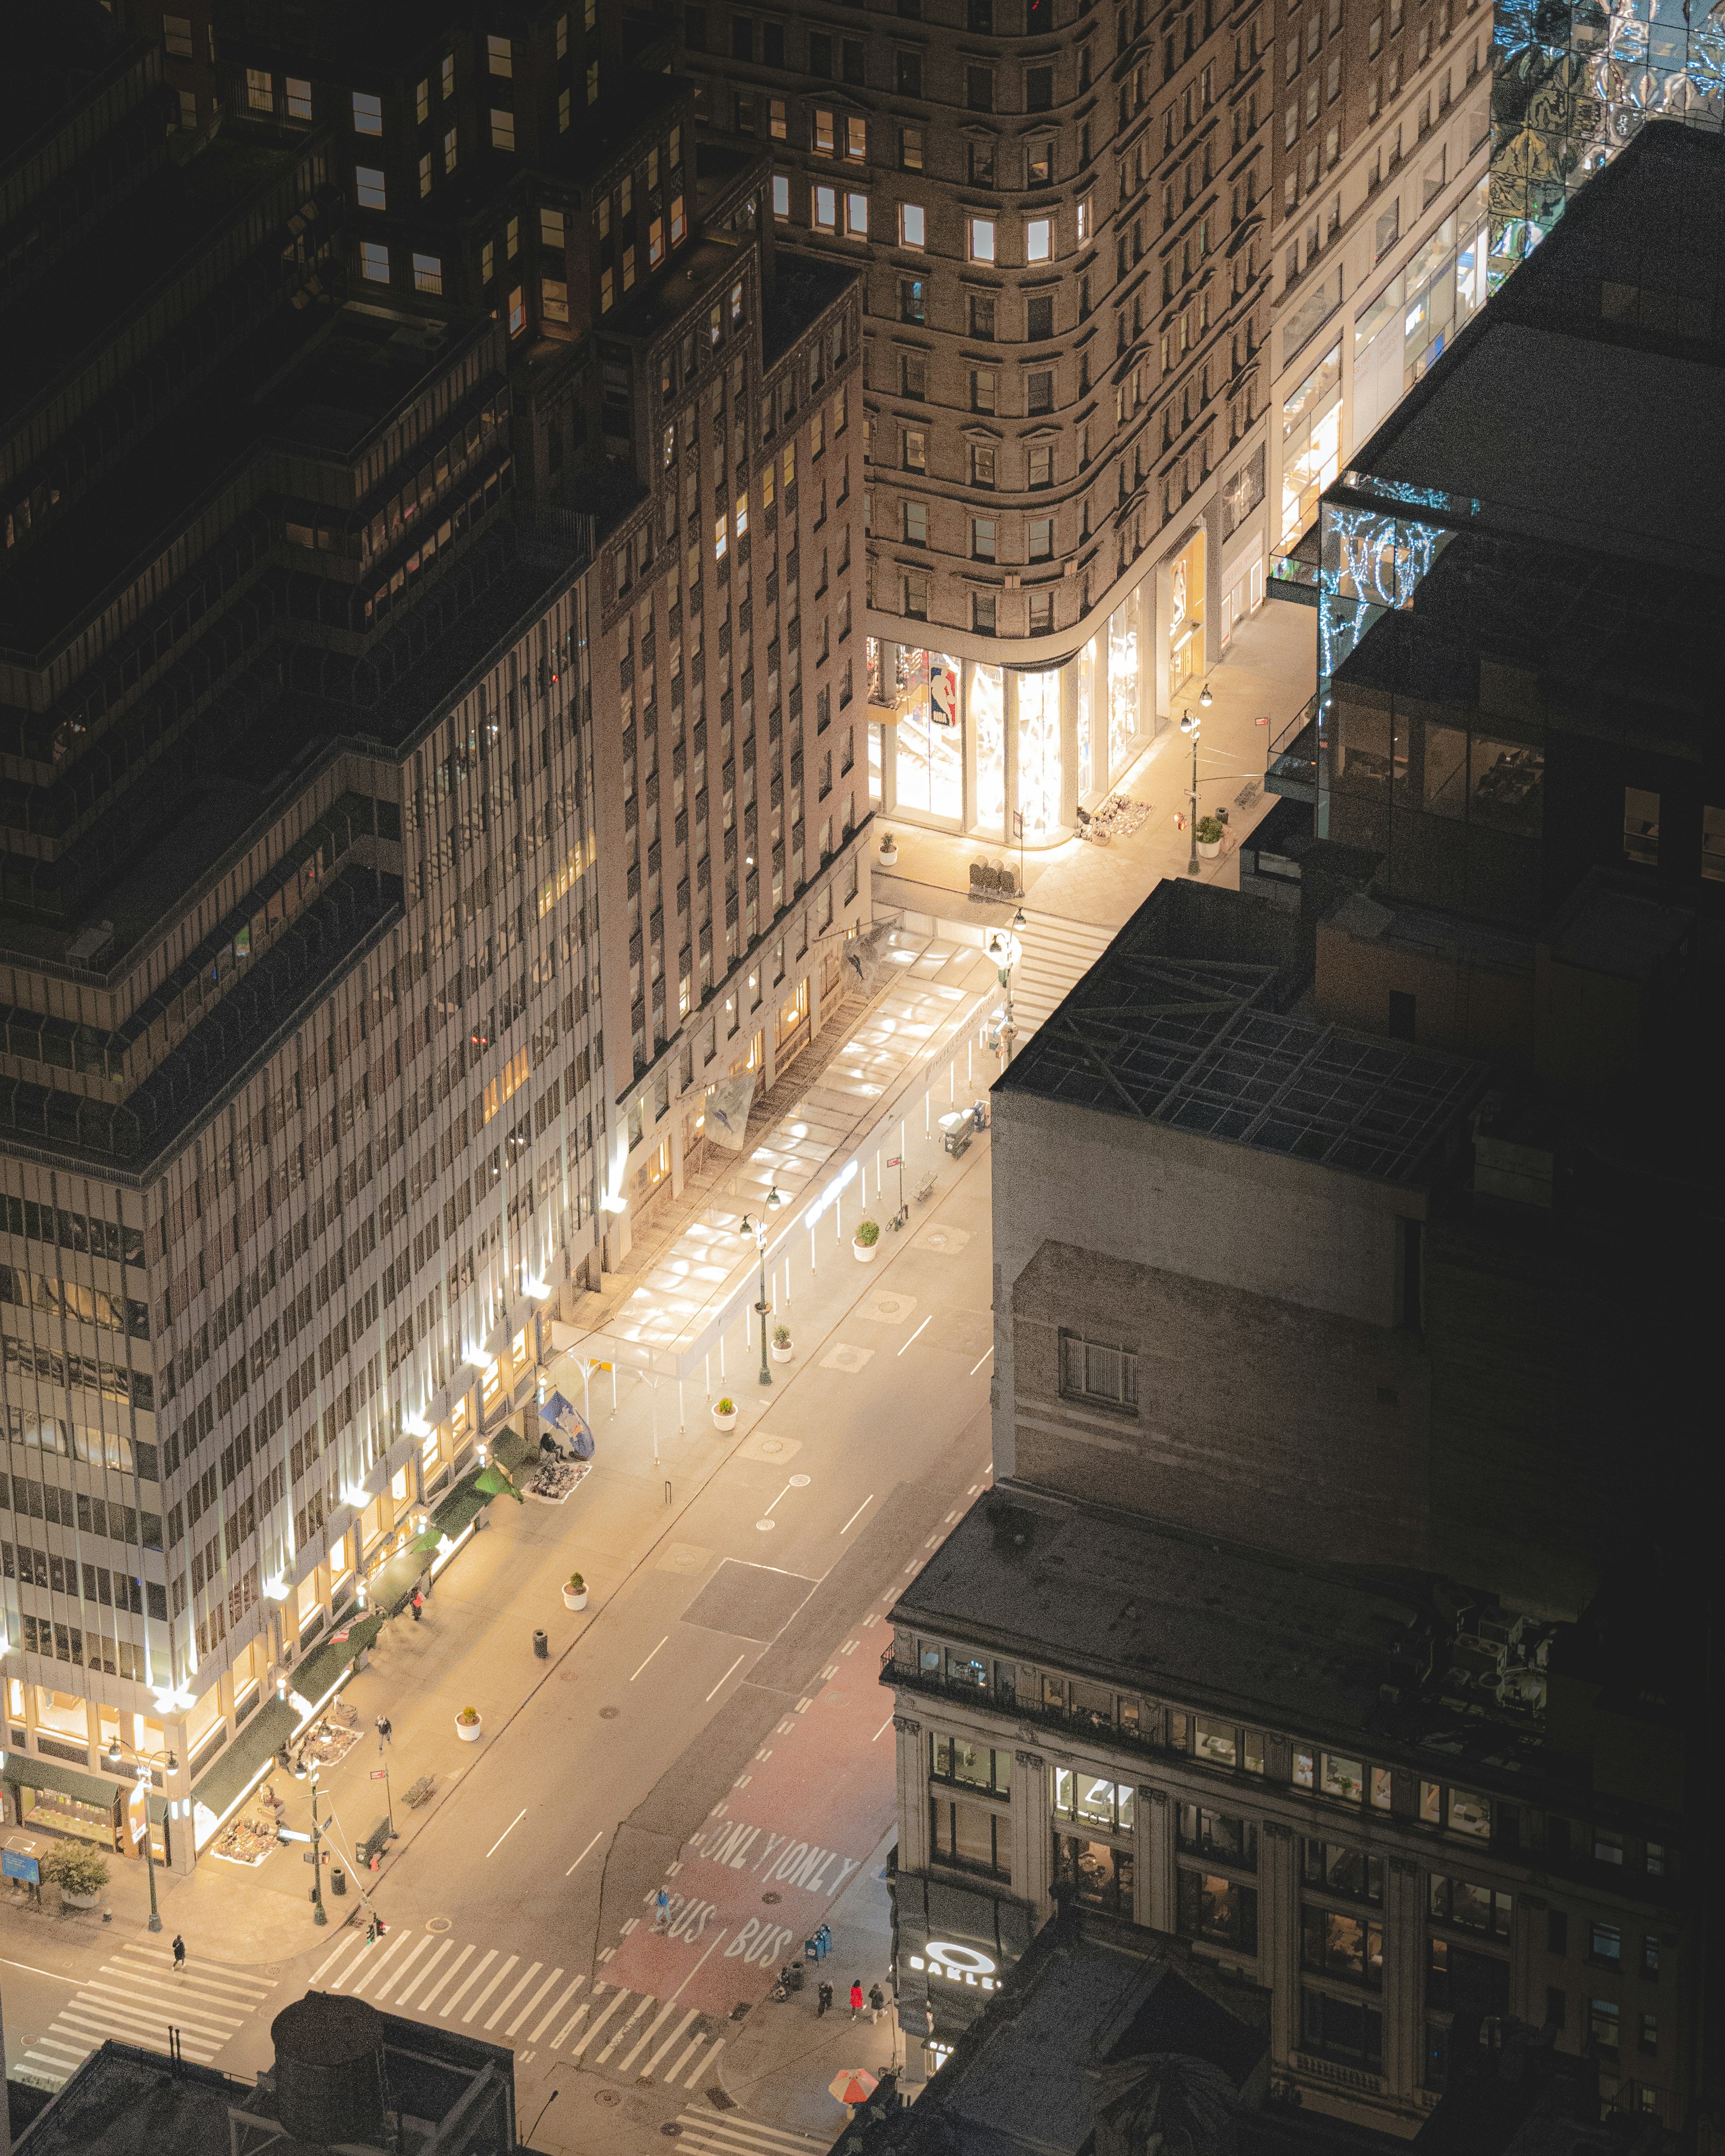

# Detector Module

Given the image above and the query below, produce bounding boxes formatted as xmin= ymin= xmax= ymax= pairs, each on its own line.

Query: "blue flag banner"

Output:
xmin=539 ymin=1392 xmax=596 ymax=1459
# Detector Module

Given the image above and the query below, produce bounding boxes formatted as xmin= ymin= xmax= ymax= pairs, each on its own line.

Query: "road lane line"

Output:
xmin=667 ymin=1927 xmax=730 ymax=2003
xmin=486 ymin=1807 xmax=528 ymax=1858
xmin=839 ymin=1495 xmax=873 ymax=1534
xmin=873 ymin=1714 xmax=895 ymax=1742
xmin=550 ymin=2000 xmax=592 ymax=2048
xmin=631 ymin=1635 xmax=669 ymax=1680
xmin=566 ymin=1829 xmax=604 ymax=1875
xmin=393 ymin=1939 xmax=455 ymax=2009
xmin=527 ymin=1975 xmax=584 ymax=2042
xmin=969 ymin=1346 xmax=994 ymax=1374
xmin=506 ymin=1966 xmax=565 ymax=2036
xmin=2 ymin=1957 xmax=81 ymax=1983
xmin=484 ymin=1960 xmax=541 ymax=2030
xmin=897 ymin=1315 xmax=932 ymax=1354
xmin=705 ymin=1654 xmax=747 ymax=1702
xmin=461 ymin=1953 xmax=519 ymax=2023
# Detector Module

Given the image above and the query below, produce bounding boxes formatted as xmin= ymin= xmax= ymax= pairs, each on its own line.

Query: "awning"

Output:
xmin=1 ymin=1751 xmax=120 ymax=1809
xmin=292 ymin=1612 xmax=386 ymax=1704
xmin=189 ymin=1699 xmax=296 ymax=1827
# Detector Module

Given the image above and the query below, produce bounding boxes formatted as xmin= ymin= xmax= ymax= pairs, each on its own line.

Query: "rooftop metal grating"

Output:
xmin=1003 ymin=952 xmax=1485 ymax=1185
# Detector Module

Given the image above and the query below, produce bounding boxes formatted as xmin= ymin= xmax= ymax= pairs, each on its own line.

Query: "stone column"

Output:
xmin=894 ymin=1716 xmax=927 ymax=1873
xmin=1382 ymin=1853 xmax=1425 ymax=2101
xmin=1014 ymin=1749 xmax=1050 ymax=1914
xmin=1137 ymin=1784 xmax=1174 ymax=1931
xmin=1260 ymin=1820 xmax=1301 ymax=2070
xmin=1511 ymin=1891 xmax=1545 ymax=2031
xmin=217 ymin=1664 xmax=236 ymax=1743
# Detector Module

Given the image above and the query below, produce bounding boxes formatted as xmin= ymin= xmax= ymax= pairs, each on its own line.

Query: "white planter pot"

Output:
xmin=770 ymin=1342 xmax=793 ymax=1362
xmin=878 ymin=846 xmax=898 ymax=867
xmin=455 ymin=1715 xmax=483 ymax=1742
xmin=62 ymin=1889 xmax=101 ymax=1908
xmin=712 ymin=1407 xmax=738 ymax=1431
xmin=562 ymin=1586 xmax=589 ymax=1611
xmin=852 ymin=1239 xmax=879 ymax=1263
xmin=1197 ymin=838 xmax=1222 ymax=860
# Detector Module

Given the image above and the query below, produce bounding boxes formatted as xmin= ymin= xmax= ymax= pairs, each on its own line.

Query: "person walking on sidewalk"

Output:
xmin=410 ymin=1590 xmax=424 ymax=1623
xmin=817 ymin=1981 xmax=834 ymax=2018
xmin=654 ymin=1887 xmax=670 ymax=1931
xmin=849 ymin=1980 xmax=864 ymax=2020
xmin=375 ymin=1715 xmax=392 ymax=1748
xmin=868 ymin=1983 xmax=885 ymax=2024
xmin=172 ymin=1935 xmax=186 ymax=1973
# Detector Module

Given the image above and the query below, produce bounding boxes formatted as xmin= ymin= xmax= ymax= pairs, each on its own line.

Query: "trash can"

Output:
xmin=533 ymin=1628 xmax=548 ymax=1658
xmin=332 ymin=1866 xmax=347 ymax=1896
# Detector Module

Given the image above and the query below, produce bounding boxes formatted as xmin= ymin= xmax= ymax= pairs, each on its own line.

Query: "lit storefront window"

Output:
xmin=1353 ymin=190 xmax=1490 ymax=447
xmin=1281 ymin=345 xmax=1343 ymax=545
xmin=972 ymin=663 xmax=1005 ymax=836
xmin=1018 ymin=670 xmax=1062 ymax=838
xmin=893 ymin=647 xmax=962 ymax=820
xmin=1076 ymin=638 xmax=1097 ymax=798
xmin=1168 ymin=531 xmax=1205 ymax=704
xmin=1108 ymin=593 xmax=1142 ymax=782
xmin=868 ymin=720 xmax=883 ymax=805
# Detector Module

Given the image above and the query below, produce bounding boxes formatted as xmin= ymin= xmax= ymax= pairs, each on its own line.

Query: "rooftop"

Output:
xmin=996 ymin=885 xmax=1486 ymax=1186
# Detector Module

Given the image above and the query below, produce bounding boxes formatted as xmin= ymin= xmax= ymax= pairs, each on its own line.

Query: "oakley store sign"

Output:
xmin=908 ymin=1940 xmax=1003 ymax=1993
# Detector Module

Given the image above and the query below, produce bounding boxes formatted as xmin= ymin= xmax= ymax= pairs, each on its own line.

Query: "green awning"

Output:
xmin=189 ymin=1699 xmax=295 ymax=1824
xmin=1 ymin=1751 xmax=119 ymax=1809
xmin=292 ymin=1611 xmax=387 ymax=1705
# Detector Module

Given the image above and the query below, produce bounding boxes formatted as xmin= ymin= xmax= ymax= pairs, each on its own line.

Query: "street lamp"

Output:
xmin=1179 ymin=705 xmax=1203 ymax=877
xmin=103 ymin=1734 xmax=178 ymax=1933
xmin=292 ymin=1756 xmax=329 ymax=1925
xmin=739 ymin=1186 xmax=784 ymax=1388
xmin=985 ymin=927 xmax=1022 ymax=1064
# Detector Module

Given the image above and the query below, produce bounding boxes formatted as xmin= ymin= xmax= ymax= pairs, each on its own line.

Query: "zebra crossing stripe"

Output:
xmin=505 ymin=1966 xmax=565 ymax=2037
xmin=642 ymin=2006 xmax=699 ymax=2081
xmin=395 ymin=1939 xmax=458 ymax=2008
xmin=570 ymin=1987 xmax=627 ymax=2055
xmin=460 ymin=1953 xmax=518 ymax=2024
xmin=481 ymin=1960 xmax=542 ymax=2031
xmin=528 ymin=1974 xmax=584 ymax=2042
xmin=372 ymin=1935 xmax=435 ymax=2002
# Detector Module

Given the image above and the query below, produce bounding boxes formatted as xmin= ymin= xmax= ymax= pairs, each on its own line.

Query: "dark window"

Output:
xmin=1546 ymin=1910 xmax=1569 ymax=1956
xmin=968 ymin=0 xmax=994 ymax=25
xmin=1027 ymin=293 xmax=1054 ymax=339
xmin=969 ymin=139 xmax=996 ymax=185
xmin=1026 ymin=63 xmax=1055 ymax=108
xmin=684 ymin=3 xmax=709 ymax=46
xmin=1059 ymin=1330 xmax=1136 ymax=1408
xmin=809 ymin=29 xmax=832 ymax=72
xmin=1178 ymin=1806 xmax=1258 ymax=1869
xmin=1302 ymin=1841 xmax=1383 ymax=1904
xmin=1027 ymin=367 xmax=1054 ymax=411
xmin=1302 ymin=1991 xmax=1382 ymax=2073
xmin=932 ymin=1796 xmax=1009 ymax=1875
xmin=1426 ymin=1938 xmax=1510 ymax=2015
xmin=1178 ymin=1870 xmax=1259 ymax=1950
xmin=843 ymin=38 xmax=866 ymax=80
xmin=902 ymin=352 xmax=927 ymax=397
xmin=1057 ymin=1834 xmax=1135 ymax=1914
xmin=1388 ymin=988 xmax=1416 ymax=1039
xmin=899 ymin=276 xmax=927 ymax=323
xmin=1027 ymin=0 xmax=1051 ymax=26
xmin=1301 ymin=1906 xmax=1383 ymax=1989
xmin=1546 ymin=1985 xmax=1567 ymax=2029
xmin=974 ymin=591 xmax=997 ymax=634
xmin=969 ymin=291 xmax=996 ymax=338
xmin=763 ymin=19 xmax=784 ymax=62
xmin=967 ymin=64 xmax=995 ymax=109
xmin=732 ymin=16 xmax=754 ymax=58
xmin=896 ymin=49 xmax=923 ymax=94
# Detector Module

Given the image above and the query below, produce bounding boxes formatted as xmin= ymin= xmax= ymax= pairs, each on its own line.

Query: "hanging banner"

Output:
xmin=539 ymin=1392 xmax=596 ymax=1459
xmin=706 ymin=1070 xmax=757 ymax=1150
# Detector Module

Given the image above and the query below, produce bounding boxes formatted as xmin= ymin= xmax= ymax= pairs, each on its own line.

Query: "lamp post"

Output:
xmin=293 ymin=1756 xmax=329 ymax=1925
xmin=739 ymin=1186 xmax=783 ymax=1388
xmin=985 ymin=926 xmax=1022 ymax=1065
xmin=102 ymin=1736 xmax=178 ymax=1932
xmin=1179 ymin=682 xmax=1214 ymax=880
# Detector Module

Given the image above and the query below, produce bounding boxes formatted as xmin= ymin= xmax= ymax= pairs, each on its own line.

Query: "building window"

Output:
xmin=901 ymin=125 xmax=924 ymax=168
xmin=1624 ymin=786 xmax=1659 ymax=866
xmin=813 ymin=107 xmax=835 ymax=154
xmin=1025 ymin=63 xmax=1054 ymax=108
xmin=905 ymin=571 xmax=929 ymax=619
xmin=491 ymin=108 xmax=516 ymax=150
xmin=1427 ymin=1938 xmax=1510 ymax=2016
xmin=1027 ymin=369 xmax=1054 ymax=413
xmin=845 ymin=190 xmax=869 ymax=238
xmin=413 ymin=252 xmax=444 ymax=294
xmin=285 ymin=76 xmax=312 ymax=120
xmin=1029 ymin=590 xmax=1054 ymax=633
xmin=508 ymin=285 xmax=526 ymax=336
xmin=1301 ymin=1906 xmax=1383 ymax=1989
xmin=1591 ymin=1921 xmax=1622 ymax=1964
xmin=932 ymin=1735 xmax=1013 ymax=1794
xmin=971 ymin=516 xmax=996 ymax=560
xmin=488 ymin=33 xmax=513 ymax=74
xmin=542 ymin=278 xmax=570 ymax=323
xmin=969 ymin=216 xmax=996 ymax=262
xmin=770 ymin=97 xmax=788 ymax=138
xmin=966 ymin=64 xmax=995 ymax=110
xmin=971 ymin=445 xmax=996 ymax=487
xmin=1588 ymin=1998 xmax=1620 ymax=2056
xmin=895 ymin=48 xmax=923 ymax=94
xmin=360 ymin=240 xmax=390 ymax=283
xmin=904 ymin=426 xmax=927 ymax=471
xmin=1028 ymin=517 xmax=1053 ymax=561
xmin=247 ymin=68 xmax=274 ymax=112
xmin=1302 ymin=1841 xmax=1383 ymax=1903
xmin=900 ymin=276 xmax=927 ymax=323
xmin=352 ymin=90 xmax=383 ymax=134
xmin=904 ymin=501 xmax=928 ymax=545
xmin=1058 ymin=1331 xmax=1136 ymax=1409
xmin=813 ymin=184 xmax=838 ymax=231
xmin=1320 ymin=1752 xmax=1366 ymax=1804
xmin=1301 ymin=1992 xmax=1382 ymax=2073
xmin=419 ymin=152 xmax=433 ymax=196
xmin=974 ymin=591 xmax=997 ymax=634
xmin=443 ymin=125 xmax=459 ymax=173
xmin=1431 ymin=1875 xmax=1513 ymax=1938
xmin=1178 ymin=1806 xmax=1257 ymax=1869
xmin=846 ymin=115 xmax=868 ymax=161
xmin=1178 ymin=1870 xmax=1258 ymax=1950
xmin=1057 ymin=1835 xmax=1135 ymax=1913
xmin=932 ymin=1797 xmax=1010 ymax=1877
xmin=163 ymin=13 xmax=194 ymax=56
xmin=1052 ymin=1769 xmax=1133 ymax=1833
xmin=900 ymin=203 xmax=926 ymax=248
xmin=971 ymin=367 xmax=996 ymax=413
xmin=355 ymin=165 xmax=387 ymax=210
xmin=1026 ymin=216 xmax=1053 ymax=261
xmin=773 ymin=173 xmax=791 ymax=220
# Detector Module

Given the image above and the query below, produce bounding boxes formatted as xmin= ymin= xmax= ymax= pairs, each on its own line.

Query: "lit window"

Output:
xmin=968 ymin=216 xmax=996 ymax=262
xmin=1076 ymin=193 xmax=1091 ymax=242
xmin=813 ymin=108 xmax=835 ymax=155
xmin=846 ymin=115 xmax=868 ymax=161
xmin=601 ymin=266 xmax=615 ymax=311
xmin=813 ymin=183 xmax=838 ymax=231
xmin=481 ymin=238 xmax=495 ymax=283
xmin=491 ymin=107 xmax=516 ymax=150
xmin=649 ymin=215 xmax=664 ymax=265
xmin=714 ymin=514 xmax=729 ymax=560
xmin=413 ymin=252 xmax=444 ymax=294
xmin=177 ymin=87 xmax=198 ymax=128
xmin=542 ymin=278 xmax=570 ymax=323
xmin=442 ymin=52 xmax=456 ymax=97
xmin=355 ymin=165 xmax=387 ymax=211
xmin=443 ymin=125 xmax=458 ymax=173
xmin=418 ymin=152 xmax=432 ymax=197
xmin=670 ymin=193 xmax=686 ymax=244
xmin=163 ymin=14 xmax=194 ymax=57
xmin=900 ymin=203 xmax=926 ymax=248
xmin=1026 ymin=216 xmax=1053 ymax=261
xmin=772 ymin=173 xmax=791 ymax=220
xmin=735 ymin=490 xmax=750 ymax=534
xmin=360 ymin=240 xmax=391 ymax=283
xmin=557 ymin=11 xmax=569 ymax=56
xmin=488 ymin=32 xmax=513 ymax=75
xmin=508 ymin=285 xmax=526 ymax=335
xmin=247 ymin=68 xmax=274 ymax=112
xmin=844 ymin=191 xmax=869 ymax=238
xmin=770 ymin=98 xmax=787 ymax=139
xmin=285 ymin=76 xmax=312 ymax=120
xmin=541 ymin=207 xmax=566 ymax=249
xmin=352 ymin=90 xmax=383 ymax=135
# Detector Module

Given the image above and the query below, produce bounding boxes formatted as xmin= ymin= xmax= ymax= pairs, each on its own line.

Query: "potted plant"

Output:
xmin=770 ymin=1323 xmax=793 ymax=1364
xmin=455 ymin=1706 xmax=483 ymax=1742
xmin=42 ymin=1845 xmax=109 ymax=1908
xmin=562 ymin=1572 xmax=589 ymax=1611
xmin=853 ymin=1219 xmax=881 ymax=1264
xmin=712 ymin=1396 xmax=739 ymax=1431
xmin=878 ymin=830 xmax=898 ymax=867
xmin=1195 ymin=815 xmax=1225 ymax=860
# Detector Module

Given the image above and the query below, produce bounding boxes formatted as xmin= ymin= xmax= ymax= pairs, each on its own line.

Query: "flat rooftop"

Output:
xmin=996 ymin=889 xmax=1486 ymax=1186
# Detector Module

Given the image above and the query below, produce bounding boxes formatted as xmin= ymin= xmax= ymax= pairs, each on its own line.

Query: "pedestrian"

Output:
xmin=849 ymin=1980 xmax=864 ymax=2020
xmin=817 ymin=1981 xmax=833 ymax=2018
xmin=654 ymin=1887 xmax=670 ymax=1931
xmin=868 ymin=1983 xmax=885 ymax=2024
xmin=172 ymin=1934 xmax=186 ymax=1973
xmin=376 ymin=1715 xmax=392 ymax=1747
xmin=410 ymin=1590 xmax=423 ymax=1623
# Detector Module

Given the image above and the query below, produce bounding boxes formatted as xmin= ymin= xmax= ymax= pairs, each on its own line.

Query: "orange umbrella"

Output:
xmin=830 ymin=2069 xmax=879 ymax=2106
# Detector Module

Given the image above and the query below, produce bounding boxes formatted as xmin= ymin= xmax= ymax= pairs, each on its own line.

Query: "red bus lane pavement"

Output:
xmin=602 ymin=1667 xmax=896 ymax=2016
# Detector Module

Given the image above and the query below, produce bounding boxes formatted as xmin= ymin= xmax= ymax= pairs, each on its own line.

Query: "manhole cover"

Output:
xmin=763 ymin=1891 xmax=781 ymax=1904
xmin=426 ymin=1916 xmax=452 ymax=1933
xmin=788 ymin=1473 xmax=811 ymax=1487
xmin=600 ymin=1705 xmax=621 ymax=1719
xmin=661 ymin=2124 xmax=685 ymax=2136
xmin=595 ymin=2089 xmax=622 ymax=2107
xmin=823 ymin=1692 xmax=845 ymax=1706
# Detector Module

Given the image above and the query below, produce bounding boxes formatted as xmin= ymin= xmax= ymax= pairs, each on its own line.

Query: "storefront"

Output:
xmin=892 ymin=1872 xmax=1033 ymax=2080
xmin=1164 ymin=530 xmax=1206 ymax=705
xmin=867 ymin=601 xmax=1159 ymax=844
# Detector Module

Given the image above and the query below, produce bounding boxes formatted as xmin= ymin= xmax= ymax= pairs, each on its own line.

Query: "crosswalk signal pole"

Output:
xmin=310 ymin=1769 xmax=328 ymax=1926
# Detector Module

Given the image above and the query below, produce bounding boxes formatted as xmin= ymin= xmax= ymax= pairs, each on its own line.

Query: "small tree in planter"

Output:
xmin=1195 ymin=816 xmax=1225 ymax=859
xmin=878 ymin=830 xmax=899 ymax=866
xmin=563 ymin=1572 xmax=589 ymax=1611
xmin=42 ymin=1845 xmax=110 ymax=1906
xmin=712 ymin=1395 xmax=739 ymax=1431
xmin=455 ymin=1705 xmax=483 ymax=1742
xmin=770 ymin=1323 xmax=793 ymax=1363
xmin=853 ymin=1219 xmax=881 ymax=1264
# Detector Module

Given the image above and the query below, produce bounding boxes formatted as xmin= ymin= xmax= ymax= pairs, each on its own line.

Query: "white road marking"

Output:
xmin=412 ymin=1941 xmax=473 ymax=2013
xmin=706 ymin=1653 xmax=747 ymax=1701
xmin=486 ymin=1808 xmax=528 ymax=1859
xmin=632 ymin=1635 xmax=670 ymax=1680
xmin=566 ymin=1829 xmax=604 ymax=1875
xmin=839 ymin=1494 xmax=874 ymax=1534
xmin=527 ymin=1974 xmax=584 ymax=2043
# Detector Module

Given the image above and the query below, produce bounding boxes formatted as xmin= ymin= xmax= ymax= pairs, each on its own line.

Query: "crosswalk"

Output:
xmin=673 ymin=2109 xmax=829 ymax=2156
xmin=308 ymin=1927 xmax=726 ymax=2089
xmin=19 ymin=1939 xmax=277 ymax=2090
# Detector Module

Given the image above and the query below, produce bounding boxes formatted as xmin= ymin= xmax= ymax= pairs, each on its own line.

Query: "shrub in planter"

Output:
xmin=772 ymin=1325 xmax=791 ymax=1347
xmin=456 ymin=1705 xmax=483 ymax=1741
xmin=42 ymin=1845 xmax=110 ymax=1900
xmin=713 ymin=1394 xmax=739 ymax=1427
xmin=854 ymin=1219 xmax=880 ymax=1246
xmin=1195 ymin=816 xmax=1224 ymax=845
xmin=715 ymin=1397 xmax=736 ymax=1415
xmin=563 ymin=1571 xmax=589 ymax=1609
